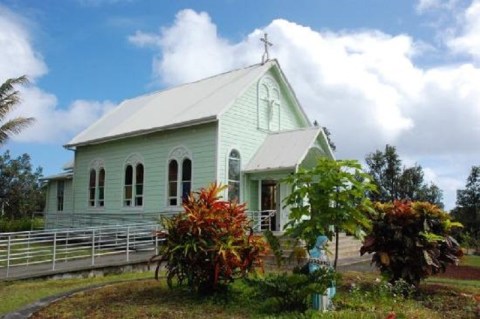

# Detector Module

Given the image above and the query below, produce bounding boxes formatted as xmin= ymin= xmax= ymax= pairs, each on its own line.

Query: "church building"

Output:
xmin=43 ymin=59 xmax=334 ymax=230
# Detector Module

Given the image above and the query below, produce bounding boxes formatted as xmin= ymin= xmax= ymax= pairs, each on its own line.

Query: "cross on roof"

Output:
xmin=260 ymin=33 xmax=273 ymax=64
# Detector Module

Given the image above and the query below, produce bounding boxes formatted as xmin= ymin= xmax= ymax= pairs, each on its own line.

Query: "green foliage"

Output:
xmin=151 ymin=183 xmax=267 ymax=294
xmin=452 ymin=166 xmax=480 ymax=239
xmin=0 ymin=151 xmax=45 ymax=219
xmin=365 ymin=144 xmax=444 ymax=207
xmin=283 ymin=158 xmax=376 ymax=263
xmin=0 ymin=76 xmax=35 ymax=146
xmin=0 ymin=216 xmax=44 ymax=232
xmin=361 ymin=201 xmax=463 ymax=287
xmin=245 ymin=267 xmax=338 ymax=313
xmin=263 ymin=229 xmax=284 ymax=267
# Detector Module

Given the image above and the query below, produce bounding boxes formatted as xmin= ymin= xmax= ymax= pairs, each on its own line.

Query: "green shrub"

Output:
xmin=245 ymin=266 xmax=338 ymax=313
xmin=0 ymin=217 xmax=44 ymax=232
xmin=151 ymin=184 xmax=267 ymax=294
xmin=361 ymin=201 xmax=463 ymax=287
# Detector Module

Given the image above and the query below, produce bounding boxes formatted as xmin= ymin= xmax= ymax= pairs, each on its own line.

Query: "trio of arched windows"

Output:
xmin=88 ymin=148 xmax=241 ymax=208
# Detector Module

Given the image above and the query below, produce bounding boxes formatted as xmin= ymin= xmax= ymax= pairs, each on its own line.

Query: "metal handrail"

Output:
xmin=0 ymin=223 xmax=160 ymax=279
xmin=246 ymin=210 xmax=276 ymax=232
xmin=0 ymin=210 xmax=277 ymax=279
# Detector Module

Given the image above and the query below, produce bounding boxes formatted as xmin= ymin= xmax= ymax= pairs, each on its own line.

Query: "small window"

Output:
xmin=124 ymin=165 xmax=133 ymax=207
xmin=168 ymin=160 xmax=178 ymax=206
xmin=182 ymin=159 xmax=192 ymax=201
xmin=135 ymin=164 xmax=144 ymax=206
xmin=228 ymin=150 xmax=241 ymax=202
xmin=57 ymin=180 xmax=65 ymax=212
xmin=98 ymin=168 xmax=105 ymax=207
xmin=89 ymin=169 xmax=96 ymax=207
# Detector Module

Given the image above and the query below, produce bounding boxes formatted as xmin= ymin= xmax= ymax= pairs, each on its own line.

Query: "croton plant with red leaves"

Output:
xmin=361 ymin=200 xmax=463 ymax=288
xmin=151 ymin=183 xmax=268 ymax=294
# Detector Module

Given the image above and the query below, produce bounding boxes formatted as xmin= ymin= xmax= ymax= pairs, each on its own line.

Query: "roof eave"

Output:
xmin=64 ymin=116 xmax=218 ymax=149
xmin=243 ymin=166 xmax=296 ymax=174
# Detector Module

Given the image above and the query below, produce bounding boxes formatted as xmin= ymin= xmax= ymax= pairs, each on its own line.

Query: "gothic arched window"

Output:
xmin=228 ymin=149 xmax=241 ymax=202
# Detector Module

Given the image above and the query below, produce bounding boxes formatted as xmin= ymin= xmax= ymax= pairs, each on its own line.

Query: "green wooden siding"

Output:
xmin=45 ymin=179 xmax=73 ymax=213
xmin=72 ymin=123 xmax=217 ymax=215
xmin=218 ymin=68 xmax=308 ymax=207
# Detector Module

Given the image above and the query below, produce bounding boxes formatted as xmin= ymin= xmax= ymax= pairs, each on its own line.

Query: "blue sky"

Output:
xmin=1 ymin=0 xmax=480 ymax=210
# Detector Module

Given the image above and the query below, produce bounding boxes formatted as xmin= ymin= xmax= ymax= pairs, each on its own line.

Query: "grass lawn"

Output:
xmin=0 ymin=271 xmax=153 ymax=316
xmin=20 ymin=269 xmax=480 ymax=319
xmin=3 ymin=255 xmax=480 ymax=318
xmin=462 ymin=255 xmax=480 ymax=267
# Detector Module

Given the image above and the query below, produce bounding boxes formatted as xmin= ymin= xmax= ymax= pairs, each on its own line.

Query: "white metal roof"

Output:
xmin=66 ymin=61 xmax=276 ymax=147
xmin=40 ymin=171 xmax=73 ymax=181
xmin=244 ymin=127 xmax=325 ymax=173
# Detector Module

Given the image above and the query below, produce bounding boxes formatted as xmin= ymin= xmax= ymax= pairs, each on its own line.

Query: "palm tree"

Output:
xmin=0 ymin=75 xmax=35 ymax=145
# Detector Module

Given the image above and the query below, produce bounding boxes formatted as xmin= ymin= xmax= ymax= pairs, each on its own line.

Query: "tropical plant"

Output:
xmin=283 ymin=158 xmax=376 ymax=268
xmin=361 ymin=201 xmax=463 ymax=288
xmin=451 ymin=166 xmax=480 ymax=238
xmin=245 ymin=266 xmax=338 ymax=313
xmin=151 ymin=183 xmax=267 ymax=294
xmin=0 ymin=76 xmax=34 ymax=145
xmin=0 ymin=151 xmax=44 ymax=219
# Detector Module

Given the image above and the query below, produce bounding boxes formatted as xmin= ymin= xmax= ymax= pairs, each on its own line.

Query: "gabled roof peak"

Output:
xmin=66 ymin=60 xmax=278 ymax=148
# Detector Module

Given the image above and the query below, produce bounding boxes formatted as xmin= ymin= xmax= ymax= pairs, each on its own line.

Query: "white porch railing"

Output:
xmin=246 ymin=210 xmax=276 ymax=232
xmin=0 ymin=210 xmax=277 ymax=280
xmin=0 ymin=223 xmax=161 ymax=279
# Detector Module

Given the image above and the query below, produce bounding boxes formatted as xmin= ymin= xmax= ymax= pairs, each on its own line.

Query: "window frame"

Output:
xmin=123 ymin=154 xmax=144 ymax=209
xmin=227 ymin=149 xmax=241 ymax=202
xmin=87 ymin=159 xmax=106 ymax=210
xmin=57 ymin=180 xmax=65 ymax=212
xmin=166 ymin=146 xmax=193 ymax=208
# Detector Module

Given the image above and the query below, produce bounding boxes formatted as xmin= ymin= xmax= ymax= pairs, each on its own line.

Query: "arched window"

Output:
xmin=98 ymin=168 xmax=105 ymax=207
xmin=258 ymin=76 xmax=280 ymax=131
xmin=167 ymin=146 xmax=193 ymax=207
xmin=182 ymin=159 xmax=192 ymax=201
xmin=88 ymin=159 xmax=106 ymax=208
xmin=124 ymin=165 xmax=133 ymax=207
xmin=228 ymin=150 xmax=241 ymax=202
xmin=168 ymin=160 xmax=178 ymax=206
xmin=89 ymin=169 xmax=96 ymax=207
xmin=135 ymin=163 xmax=144 ymax=206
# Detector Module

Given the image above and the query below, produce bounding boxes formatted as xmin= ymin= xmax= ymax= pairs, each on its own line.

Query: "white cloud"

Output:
xmin=0 ymin=6 xmax=47 ymax=82
xmin=416 ymin=0 xmax=459 ymax=13
xmin=447 ymin=0 xmax=480 ymax=59
xmin=0 ymin=4 xmax=115 ymax=144
xmin=130 ymin=9 xmax=480 ymax=210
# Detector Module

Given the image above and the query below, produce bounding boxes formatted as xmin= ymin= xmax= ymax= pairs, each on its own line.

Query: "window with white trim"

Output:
xmin=228 ymin=150 xmax=241 ymax=202
xmin=89 ymin=169 xmax=96 ymax=207
xmin=123 ymin=154 xmax=144 ymax=208
xmin=167 ymin=146 xmax=192 ymax=206
xmin=57 ymin=180 xmax=65 ymax=212
xmin=88 ymin=160 xmax=106 ymax=208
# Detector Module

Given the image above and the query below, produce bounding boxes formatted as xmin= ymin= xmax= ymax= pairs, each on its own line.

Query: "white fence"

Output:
xmin=0 ymin=210 xmax=276 ymax=280
xmin=0 ymin=223 xmax=160 ymax=279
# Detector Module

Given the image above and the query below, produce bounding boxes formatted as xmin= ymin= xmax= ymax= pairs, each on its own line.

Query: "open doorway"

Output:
xmin=261 ymin=180 xmax=279 ymax=231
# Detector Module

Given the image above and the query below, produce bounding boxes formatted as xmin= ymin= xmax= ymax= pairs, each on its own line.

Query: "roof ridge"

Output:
xmin=122 ymin=61 xmax=268 ymax=103
xmin=267 ymin=126 xmax=318 ymax=135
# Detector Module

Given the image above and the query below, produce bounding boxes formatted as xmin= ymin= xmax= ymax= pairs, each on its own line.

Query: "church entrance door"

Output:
xmin=261 ymin=180 xmax=280 ymax=231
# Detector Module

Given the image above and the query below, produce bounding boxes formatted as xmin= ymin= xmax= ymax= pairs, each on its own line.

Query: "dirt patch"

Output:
xmin=435 ymin=265 xmax=480 ymax=280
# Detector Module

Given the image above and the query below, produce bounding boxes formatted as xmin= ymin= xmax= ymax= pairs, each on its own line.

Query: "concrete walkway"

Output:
xmin=0 ymin=250 xmax=155 ymax=281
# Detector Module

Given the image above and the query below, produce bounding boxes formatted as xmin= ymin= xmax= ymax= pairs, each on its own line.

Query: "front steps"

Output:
xmin=262 ymin=232 xmax=371 ymax=269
